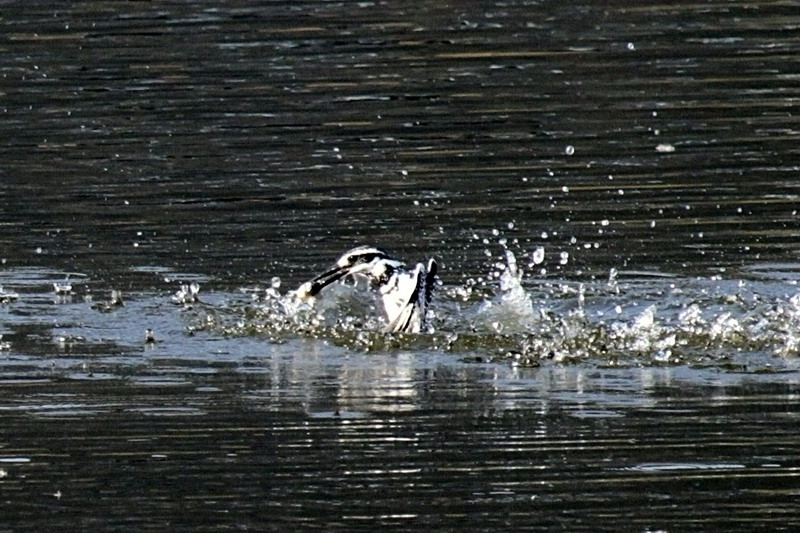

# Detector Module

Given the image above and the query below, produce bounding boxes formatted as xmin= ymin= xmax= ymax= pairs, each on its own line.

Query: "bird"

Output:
xmin=294 ymin=246 xmax=437 ymax=333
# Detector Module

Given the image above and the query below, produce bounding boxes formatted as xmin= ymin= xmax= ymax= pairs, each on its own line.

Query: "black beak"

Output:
xmin=301 ymin=266 xmax=350 ymax=297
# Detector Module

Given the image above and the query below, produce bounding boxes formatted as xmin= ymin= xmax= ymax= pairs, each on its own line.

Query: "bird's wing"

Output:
xmin=424 ymin=258 xmax=437 ymax=307
xmin=383 ymin=264 xmax=427 ymax=333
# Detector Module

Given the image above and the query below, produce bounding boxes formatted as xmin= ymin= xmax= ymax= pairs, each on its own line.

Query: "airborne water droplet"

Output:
xmin=531 ymin=247 xmax=545 ymax=265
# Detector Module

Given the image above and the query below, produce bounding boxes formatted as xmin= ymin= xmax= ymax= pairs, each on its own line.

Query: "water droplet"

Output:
xmin=656 ymin=143 xmax=675 ymax=153
xmin=565 ymin=145 xmax=575 ymax=156
xmin=531 ymin=247 xmax=545 ymax=265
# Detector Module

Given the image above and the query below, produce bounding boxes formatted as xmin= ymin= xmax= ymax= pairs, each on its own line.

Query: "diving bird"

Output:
xmin=295 ymin=246 xmax=437 ymax=333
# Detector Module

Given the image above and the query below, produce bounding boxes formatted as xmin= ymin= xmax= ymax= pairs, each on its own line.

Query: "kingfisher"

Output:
xmin=294 ymin=246 xmax=437 ymax=333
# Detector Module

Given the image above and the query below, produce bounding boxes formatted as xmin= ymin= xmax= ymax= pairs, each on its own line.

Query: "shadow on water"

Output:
xmin=2 ymin=1 xmax=800 ymax=531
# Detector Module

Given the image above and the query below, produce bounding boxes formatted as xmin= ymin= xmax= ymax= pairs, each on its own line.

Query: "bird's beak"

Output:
xmin=294 ymin=266 xmax=349 ymax=299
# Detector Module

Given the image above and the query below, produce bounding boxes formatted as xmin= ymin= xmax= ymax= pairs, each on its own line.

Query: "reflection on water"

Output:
xmin=3 ymin=0 xmax=800 ymax=531
xmin=1 ymin=354 xmax=799 ymax=531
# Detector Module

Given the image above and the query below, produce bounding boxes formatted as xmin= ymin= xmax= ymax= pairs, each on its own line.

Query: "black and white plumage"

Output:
xmin=295 ymin=246 xmax=437 ymax=333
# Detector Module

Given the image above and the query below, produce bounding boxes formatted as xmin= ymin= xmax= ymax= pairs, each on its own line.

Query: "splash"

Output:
xmin=186 ymin=248 xmax=800 ymax=371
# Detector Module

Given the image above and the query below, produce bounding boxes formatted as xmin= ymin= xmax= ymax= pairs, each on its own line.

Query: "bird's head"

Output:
xmin=295 ymin=246 xmax=400 ymax=299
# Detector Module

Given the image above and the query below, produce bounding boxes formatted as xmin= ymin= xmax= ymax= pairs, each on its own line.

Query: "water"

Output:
xmin=2 ymin=1 xmax=800 ymax=531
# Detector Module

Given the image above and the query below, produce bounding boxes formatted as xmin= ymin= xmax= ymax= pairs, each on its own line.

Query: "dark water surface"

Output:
xmin=2 ymin=1 xmax=800 ymax=531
